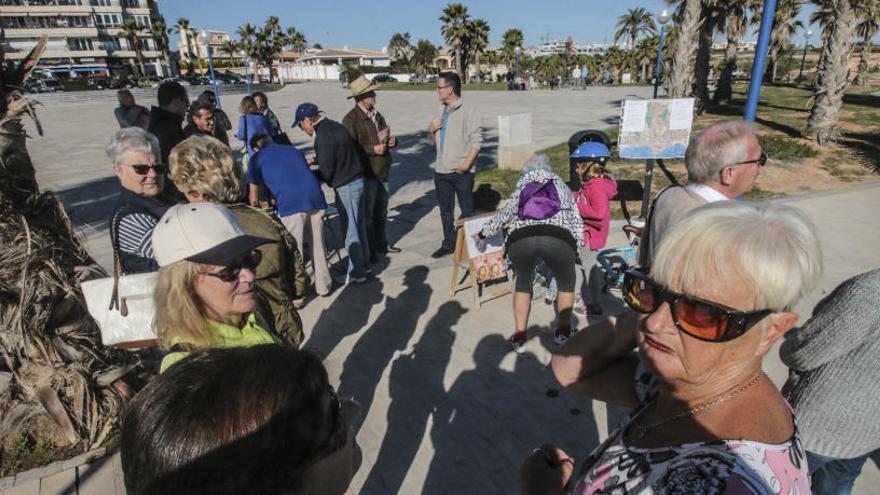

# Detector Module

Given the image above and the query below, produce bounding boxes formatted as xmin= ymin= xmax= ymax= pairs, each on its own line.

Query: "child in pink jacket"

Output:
xmin=573 ymin=162 xmax=617 ymax=316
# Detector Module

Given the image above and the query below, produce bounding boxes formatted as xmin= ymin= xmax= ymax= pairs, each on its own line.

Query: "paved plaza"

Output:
xmin=5 ymin=82 xmax=879 ymax=494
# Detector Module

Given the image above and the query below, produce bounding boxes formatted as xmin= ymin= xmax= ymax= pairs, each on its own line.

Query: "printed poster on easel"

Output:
xmin=617 ymin=98 xmax=695 ymax=159
xmin=463 ymin=216 xmax=506 ymax=283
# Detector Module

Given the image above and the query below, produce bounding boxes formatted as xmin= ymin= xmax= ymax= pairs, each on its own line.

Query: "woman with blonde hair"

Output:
xmin=152 ymin=203 xmax=279 ymax=372
xmin=169 ymin=135 xmax=309 ymax=347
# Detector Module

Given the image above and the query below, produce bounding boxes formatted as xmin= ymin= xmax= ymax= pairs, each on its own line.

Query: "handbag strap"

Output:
xmin=108 ymin=207 xmax=131 ymax=311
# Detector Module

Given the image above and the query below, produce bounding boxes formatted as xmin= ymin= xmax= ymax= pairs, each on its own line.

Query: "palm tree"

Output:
xmin=714 ymin=0 xmax=752 ymax=103
xmin=388 ymin=32 xmax=413 ymax=73
xmin=502 ymin=28 xmax=524 ymax=66
xmin=172 ymin=17 xmax=194 ymax=63
xmin=693 ymin=2 xmax=724 ymax=111
xmin=412 ymin=39 xmax=438 ymax=76
xmin=286 ymin=27 xmax=307 ymax=54
xmin=809 ymin=0 xmax=836 ymax=79
xmin=236 ymin=23 xmax=257 ymax=59
xmin=666 ymin=0 xmax=702 ymax=97
xmin=753 ymin=0 xmax=803 ymax=83
xmin=853 ymin=0 xmax=880 ymax=85
xmin=221 ymin=39 xmax=238 ymax=67
xmin=150 ymin=18 xmax=174 ymax=76
xmin=121 ymin=19 xmax=146 ymax=78
xmin=635 ymin=35 xmax=659 ymax=83
xmin=803 ymin=0 xmax=859 ymax=144
xmin=468 ymin=19 xmax=490 ymax=82
xmin=439 ymin=3 xmax=471 ymax=80
xmin=614 ymin=7 xmax=657 ymax=49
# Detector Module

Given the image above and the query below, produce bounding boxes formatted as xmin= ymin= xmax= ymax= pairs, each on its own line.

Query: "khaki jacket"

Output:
xmin=430 ymin=99 xmax=482 ymax=174
xmin=228 ymin=204 xmax=308 ymax=346
xmin=342 ymin=105 xmax=394 ymax=181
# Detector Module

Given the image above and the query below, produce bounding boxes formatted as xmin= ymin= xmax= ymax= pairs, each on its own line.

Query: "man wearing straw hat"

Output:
xmin=342 ymin=75 xmax=400 ymax=262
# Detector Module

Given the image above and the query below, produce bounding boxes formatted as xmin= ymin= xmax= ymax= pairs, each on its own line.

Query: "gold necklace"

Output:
xmin=630 ymin=371 xmax=765 ymax=440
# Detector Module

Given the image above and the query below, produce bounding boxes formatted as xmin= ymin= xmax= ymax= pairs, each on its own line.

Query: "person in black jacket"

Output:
xmin=147 ymin=81 xmax=188 ymax=200
xmin=106 ymin=127 xmax=177 ymax=274
xmin=293 ymin=103 xmax=370 ymax=284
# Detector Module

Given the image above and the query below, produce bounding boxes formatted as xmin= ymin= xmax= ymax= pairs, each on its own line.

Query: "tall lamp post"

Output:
xmin=200 ymin=30 xmax=221 ymax=109
xmin=744 ymin=0 xmax=779 ymax=121
xmin=514 ymin=46 xmax=521 ymax=90
xmin=653 ymin=9 xmax=670 ymax=99
xmin=797 ymin=28 xmax=813 ymax=82
xmin=241 ymin=49 xmax=252 ymax=96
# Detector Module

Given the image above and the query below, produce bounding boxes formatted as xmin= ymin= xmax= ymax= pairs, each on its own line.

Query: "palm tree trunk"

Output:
xmin=803 ymin=0 xmax=858 ymax=144
xmin=668 ymin=0 xmax=703 ymax=97
xmin=455 ymin=46 xmax=463 ymax=81
xmin=693 ymin=14 xmax=713 ymax=113
xmin=475 ymin=51 xmax=481 ymax=82
xmin=135 ymin=42 xmax=146 ymax=78
xmin=714 ymin=33 xmax=739 ymax=104
xmin=852 ymin=40 xmax=871 ymax=85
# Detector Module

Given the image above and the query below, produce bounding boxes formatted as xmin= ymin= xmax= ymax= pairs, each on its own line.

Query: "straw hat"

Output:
xmin=347 ymin=75 xmax=380 ymax=99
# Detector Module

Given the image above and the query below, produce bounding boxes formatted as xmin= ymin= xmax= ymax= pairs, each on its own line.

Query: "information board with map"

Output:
xmin=617 ymin=98 xmax=695 ymax=159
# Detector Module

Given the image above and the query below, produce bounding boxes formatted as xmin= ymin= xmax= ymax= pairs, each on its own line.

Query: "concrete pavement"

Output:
xmin=7 ymin=82 xmax=880 ymax=494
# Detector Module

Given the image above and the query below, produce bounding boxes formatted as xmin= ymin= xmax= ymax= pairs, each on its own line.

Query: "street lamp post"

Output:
xmin=797 ymin=29 xmax=813 ymax=83
xmin=200 ymin=30 xmax=221 ymax=109
xmin=241 ymin=50 xmax=252 ymax=96
xmin=653 ymin=9 xmax=670 ymax=99
xmin=514 ymin=46 xmax=521 ymax=91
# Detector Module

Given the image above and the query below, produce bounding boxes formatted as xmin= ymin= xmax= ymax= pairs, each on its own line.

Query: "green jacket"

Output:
xmin=160 ymin=313 xmax=277 ymax=372
xmin=342 ymin=105 xmax=393 ymax=181
xmin=228 ymin=204 xmax=308 ymax=346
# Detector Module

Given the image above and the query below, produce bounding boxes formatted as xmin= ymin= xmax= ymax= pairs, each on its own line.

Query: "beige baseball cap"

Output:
xmin=152 ymin=203 xmax=273 ymax=267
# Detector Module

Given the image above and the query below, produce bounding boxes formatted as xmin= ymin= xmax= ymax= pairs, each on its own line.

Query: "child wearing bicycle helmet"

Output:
xmin=571 ymin=142 xmax=617 ymax=316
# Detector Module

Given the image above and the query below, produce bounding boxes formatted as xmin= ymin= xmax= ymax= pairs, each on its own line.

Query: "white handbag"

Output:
xmin=80 ymin=209 xmax=159 ymax=348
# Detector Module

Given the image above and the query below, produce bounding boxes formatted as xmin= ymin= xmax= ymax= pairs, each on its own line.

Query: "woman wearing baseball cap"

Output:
xmin=151 ymin=202 xmax=280 ymax=372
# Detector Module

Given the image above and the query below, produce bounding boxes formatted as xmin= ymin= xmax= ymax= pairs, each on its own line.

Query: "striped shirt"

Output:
xmin=117 ymin=212 xmax=158 ymax=260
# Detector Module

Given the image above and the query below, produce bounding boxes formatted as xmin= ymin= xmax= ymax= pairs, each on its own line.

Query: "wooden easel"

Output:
xmin=449 ymin=214 xmax=513 ymax=308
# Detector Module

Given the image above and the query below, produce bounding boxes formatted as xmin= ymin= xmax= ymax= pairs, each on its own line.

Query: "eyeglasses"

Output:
xmin=197 ymin=250 xmax=262 ymax=283
xmin=732 ymin=152 xmax=768 ymax=168
xmin=126 ymin=163 xmax=166 ymax=175
xmin=622 ymin=268 xmax=773 ymax=343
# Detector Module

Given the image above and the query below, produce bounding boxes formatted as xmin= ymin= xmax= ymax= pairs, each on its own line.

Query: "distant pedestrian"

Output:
xmin=147 ymin=81 xmax=187 ymax=165
xmin=196 ymin=90 xmax=232 ymax=146
xmin=580 ymin=65 xmax=589 ymax=89
xmin=571 ymin=65 xmax=580 ymax=88
xmin=235 ymin=96 xmax=272 ymax=157
xmin=182 ymin=100 xmax=217 ymax=140
xmin=248 ymin=134 xmax=333 ymax=297
xmin=342 ymin=75 xmax=401 ymax=262
xmin=114 ymin=89 xmax=150 ymax=129
xmin=427 ymin=72 xmax=482 ymax=258
xmin=294 ymin=102 xmax=371 ymax=284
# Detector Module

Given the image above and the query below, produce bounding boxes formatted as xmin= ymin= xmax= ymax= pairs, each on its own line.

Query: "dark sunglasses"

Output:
xmin=126 ymin=163 xmax=166 ymax=175
xmin=198 ymin=250 xmax=262 ymax=283
xmin=623 ymin=268 xmax=773 ymax=343
xmin=733 ymin=152 xmax=768 ymax=168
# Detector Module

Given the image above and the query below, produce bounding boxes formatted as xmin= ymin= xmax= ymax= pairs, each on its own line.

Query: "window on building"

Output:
xmin=121 ymin=0 xmax=140 ymax=7
xmin=91 ymin=0 xmax=112 ymax=6
xmin=68 ymin=38 xmax=94 ymax=51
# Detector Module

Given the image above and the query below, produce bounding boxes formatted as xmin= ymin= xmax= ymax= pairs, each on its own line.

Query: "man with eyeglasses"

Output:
xmin=639 ymin=121 xmax=765 ymax=267
xmin=427 ymin=71 xmax=483 ymax=258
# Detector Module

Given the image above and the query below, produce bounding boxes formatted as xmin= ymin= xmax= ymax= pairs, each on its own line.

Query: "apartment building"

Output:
xmin=0 ymin=0 xmax=168 ymax=78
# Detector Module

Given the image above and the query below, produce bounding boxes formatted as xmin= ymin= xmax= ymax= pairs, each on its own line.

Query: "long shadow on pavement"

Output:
xmin=337 ymin=266 xmax=432 ymax=434
xmin=303 ymin=278 xmax=385 ymax=360
xmin=359 ymin=300 xmax=465 ymax=495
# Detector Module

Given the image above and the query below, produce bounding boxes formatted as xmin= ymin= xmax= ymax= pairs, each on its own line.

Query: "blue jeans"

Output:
xmin=434 ymin=172 xmax=474 ymax=250
xmin=335 ymin=178 xmax=369 ymax=278
xmin=807 ymin=450 xmax=871 ymax=495
xmin=364 ymin=178 xmax=389 ymax=257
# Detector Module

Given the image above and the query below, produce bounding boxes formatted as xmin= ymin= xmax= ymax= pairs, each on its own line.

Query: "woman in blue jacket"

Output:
xmin=235 ymin=96 xmax=272 ymax=157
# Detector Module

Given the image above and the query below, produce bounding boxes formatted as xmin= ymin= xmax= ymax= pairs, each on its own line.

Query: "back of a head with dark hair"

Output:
xmin=121 ymin=345 xmax=332 ymax=495
xmin=157 ymin=81 xmax=187 ymax=108
xmin=439 ymin=71 xmax=461 ymax=96
xmin=250 ymin=133 xmax=273 ymax=151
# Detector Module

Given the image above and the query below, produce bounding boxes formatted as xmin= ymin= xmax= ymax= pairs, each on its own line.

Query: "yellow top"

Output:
xmin=159 ymin=313 xmax=278 ymax=372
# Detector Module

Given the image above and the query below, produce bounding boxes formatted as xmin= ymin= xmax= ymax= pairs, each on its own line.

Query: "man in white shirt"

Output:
xmin=639 ymin=121 xmax=766 ymax=266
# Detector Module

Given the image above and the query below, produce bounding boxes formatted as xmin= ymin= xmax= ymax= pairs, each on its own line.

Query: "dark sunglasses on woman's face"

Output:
xmin=198 ymin=250 xmax=262 ymax=283
xmin=622 ymin=268 xmax=773 ymax=343
xmin=126 ymin=163 xmax=167 ymax=175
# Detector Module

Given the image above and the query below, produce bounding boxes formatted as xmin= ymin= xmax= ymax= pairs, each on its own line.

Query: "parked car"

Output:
xmin=409 ymin=74 xmax=425 ymax=84
xmin=138 ymin=76 xmax=161 ymax=88
xmin=111 ymin=78 xmax=136 ymax=89
xmin=87 ymin=77 xmax=111 ymax=90
xmin=164 ymin=77 xmax=191 ymax=87
xmin=426 ymin=74 xmax=438 ymax=83
xmin=32 ymin=79 xmax=64 ymax=92
xmin=221 ymin=71 xmax=246 ymax=84
xmin=371 ymin=74 xmax=398 ymax=83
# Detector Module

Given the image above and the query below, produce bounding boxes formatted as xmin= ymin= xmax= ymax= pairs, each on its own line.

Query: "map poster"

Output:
xmin=463 ymin=217 xmax=508 ymax=284
xmin=618 ymin=98 xmax=695 ymax=159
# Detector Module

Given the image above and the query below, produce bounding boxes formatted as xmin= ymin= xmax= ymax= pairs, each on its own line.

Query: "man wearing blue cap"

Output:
xmin=293 ymin=103 xmax=370 ymax=283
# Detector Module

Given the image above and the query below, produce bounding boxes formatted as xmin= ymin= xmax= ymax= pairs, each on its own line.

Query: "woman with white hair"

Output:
xmin=473 ymin=154 xmax=583 ymax=352
xmin=521 ymin=201 xmax=823 ymax=494
xmin=107 ymin=127 xmax=177 ymax=274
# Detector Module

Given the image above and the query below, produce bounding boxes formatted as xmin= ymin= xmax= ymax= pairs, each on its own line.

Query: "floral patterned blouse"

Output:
xmin=569 ymin=368 xmax=811 ymax=494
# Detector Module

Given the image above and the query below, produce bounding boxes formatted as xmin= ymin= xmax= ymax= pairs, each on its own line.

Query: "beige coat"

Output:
xmin=430 ymin=99 xmax=482 ymax=174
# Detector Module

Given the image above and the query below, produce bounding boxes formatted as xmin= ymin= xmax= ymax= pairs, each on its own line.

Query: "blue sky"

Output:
xmin=158 ymin=0 xmax=823 ymax=52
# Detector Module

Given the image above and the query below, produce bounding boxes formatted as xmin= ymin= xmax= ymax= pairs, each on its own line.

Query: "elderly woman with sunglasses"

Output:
xmin=107 ymin=127 xmax=178 ymax=274
xmin=121 ymin=345 xmax=361 ymax=494
xmin=151 ymin=203 xmax=285 ymax=373
xmin=522 ymin=201 xmax=823 ymax=495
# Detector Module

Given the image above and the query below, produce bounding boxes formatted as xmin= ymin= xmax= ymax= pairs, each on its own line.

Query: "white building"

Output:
xmin=0 ymin=0 xmax=168 ymax=77
xmin=297 ymin=47 xmax=390 ymax=67
xmin=176 ymin=28 xmax=233 ymax=62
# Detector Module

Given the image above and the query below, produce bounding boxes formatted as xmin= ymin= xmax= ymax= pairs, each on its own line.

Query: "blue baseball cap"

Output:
xmin=292 ymin=103 xmax=320 ymax=127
